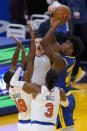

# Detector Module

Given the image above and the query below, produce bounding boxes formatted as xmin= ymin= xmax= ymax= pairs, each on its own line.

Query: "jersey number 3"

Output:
xmin=15 ymin=99 xmax=27 ymax=112
xmin=45 ymin=103 xmax=53 ymax=117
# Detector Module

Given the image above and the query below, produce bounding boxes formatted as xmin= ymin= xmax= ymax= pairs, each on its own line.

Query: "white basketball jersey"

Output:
xmin=31 ymin=54 xmax=51 ymax=85
xmin=31 ymin=85 xmax=60 ymax=123
xmin=9 ymin=87 xmax=32 ymax=120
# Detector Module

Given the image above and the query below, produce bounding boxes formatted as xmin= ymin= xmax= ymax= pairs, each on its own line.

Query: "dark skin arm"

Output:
xmin=23 ymin=83 xmax=41 ymax=99
xmin=41 ymin=14 xmax=69 ymax=53
xmin=23 ymin=21 xmax=36 ymax=82
xmin=10 ymin=36 xmax=22 ymax=71
xmin=40 ymin=44 xmax=66 ymax=72
xmin=19 ymin=47 xmax=40 ymax=99
xmin=40 ymin=16 xmax=69 ymax=72
xmin=21 ymin=22 xmax=39 ymax=98
xmin=59 ymin=88 xmax=67 ymax=101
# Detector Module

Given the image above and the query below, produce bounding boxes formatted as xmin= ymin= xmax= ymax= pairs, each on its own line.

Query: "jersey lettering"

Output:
xmin=65 ymin=64 xmax=75 ymax=87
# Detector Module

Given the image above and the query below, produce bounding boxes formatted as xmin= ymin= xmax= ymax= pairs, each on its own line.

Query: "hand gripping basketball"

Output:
xmin=54 ymin=5 xmax=71 ymax=21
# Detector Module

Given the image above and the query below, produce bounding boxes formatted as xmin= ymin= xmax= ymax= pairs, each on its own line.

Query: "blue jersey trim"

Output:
xmin=31 ymin=120 xmax=55 ymax=126
xmin=19 ymin=119 xmax=31 ymax=124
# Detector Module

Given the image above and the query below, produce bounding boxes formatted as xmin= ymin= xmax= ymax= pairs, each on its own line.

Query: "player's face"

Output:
xmin=35 ymin=38 xmax=44 ymax=52
xmin=60 ymin=40 xmax=74 ymax=55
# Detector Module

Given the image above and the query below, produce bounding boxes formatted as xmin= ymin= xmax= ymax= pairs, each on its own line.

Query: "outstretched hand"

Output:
xmin=59 ymin=14 xmax=69 ymax=26
xmin=27 ymin=20 xmax=35 ymax=39
xmin=11 ymin=35 xmax=22 ymax=48
xmin=51 ymin=14 xmax=69 ymax=30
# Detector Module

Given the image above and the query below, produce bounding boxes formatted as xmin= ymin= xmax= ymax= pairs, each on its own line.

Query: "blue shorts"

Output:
xmin=56 ymin=93 xmax=76 ymax=129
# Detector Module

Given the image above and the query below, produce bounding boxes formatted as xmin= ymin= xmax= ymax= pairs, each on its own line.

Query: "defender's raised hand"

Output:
xmin=11 ymin=35 xmax=22 ymax=48
xmin=10 ymin=36 xmax=22 ymax=71
xmin=27 ymin=20 xmax=35 ymax=39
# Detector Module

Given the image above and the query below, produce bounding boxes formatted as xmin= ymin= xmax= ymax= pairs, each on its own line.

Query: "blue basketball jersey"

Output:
xmin=55 ymin=56 xmax=76 ymax=93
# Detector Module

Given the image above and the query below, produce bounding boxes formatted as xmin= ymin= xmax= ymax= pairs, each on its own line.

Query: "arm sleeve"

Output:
xmin=10 ymin=67 xmax=25 ymax=88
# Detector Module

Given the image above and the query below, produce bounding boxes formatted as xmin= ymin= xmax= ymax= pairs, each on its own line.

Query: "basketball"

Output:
xmin=54 ymin=5 xmax=71 ymax=20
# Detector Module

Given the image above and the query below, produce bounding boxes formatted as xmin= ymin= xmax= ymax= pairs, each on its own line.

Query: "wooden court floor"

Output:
xmin=0 ymin=83 xmax=87 ymax=131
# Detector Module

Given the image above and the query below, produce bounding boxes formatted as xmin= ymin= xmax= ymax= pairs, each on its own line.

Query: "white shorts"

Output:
xmin=30 ymin=123 xmax=55 ymax=131
xmin=18 ymin=120 xmax=31 ymax=131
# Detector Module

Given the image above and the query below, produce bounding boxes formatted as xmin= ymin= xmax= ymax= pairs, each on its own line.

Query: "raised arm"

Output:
xmin=27 ymin=20 xmax=36 ymax=57
xmin=23 ymin=21 xmax=36 ymax=82
xmin=10 ymin=36 xmax=22 ymax=71
xmin=10 ymin=46 xmax=40 ymax=98
xmin=40 ymin=17 xmax=68 ymax=72
xmin=10 ymin=47 xmax=27 ymax=87
xmin=40 ymin=14 xmax=69 ymax=52
xmin=40 ymin=43 xmax=66 ymax=72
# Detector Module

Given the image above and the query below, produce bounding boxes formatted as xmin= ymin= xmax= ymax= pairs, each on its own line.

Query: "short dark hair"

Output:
xmin=67 ymin=36 xmax=84 ymax=57
xmin=45 ymin=69 xmax=58 ymax=91
xmin=3 ymin=71 xmax=14 ymax=84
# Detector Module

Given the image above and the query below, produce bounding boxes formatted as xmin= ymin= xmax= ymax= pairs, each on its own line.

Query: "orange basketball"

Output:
xmin=54 ymin=5 xmax=71 ymax=20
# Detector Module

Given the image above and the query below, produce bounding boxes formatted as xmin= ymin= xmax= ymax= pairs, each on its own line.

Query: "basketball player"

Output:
xmin=10 ymin=61 xmax=69 ymax=131
xmin=30 ymin=35 xmax=51 ymax=84
xmin=40 ymin=15 xmax=84 ymax=131
xmin=4 ymin=35 xmax=22 ymax=91
xmin=3 ymin=23 xmax=36 ymax=131
xmin=13 ymin=22 xmax=51 ymax=85
xmin=27 ymin=21 xmax=51 ymax=85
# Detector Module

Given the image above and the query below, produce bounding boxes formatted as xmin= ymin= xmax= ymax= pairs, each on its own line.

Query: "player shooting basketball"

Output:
xmin=40 ymin=6 xmax=84 ymax=131
xmin=4 ymin=22 xmax=69 ymax=131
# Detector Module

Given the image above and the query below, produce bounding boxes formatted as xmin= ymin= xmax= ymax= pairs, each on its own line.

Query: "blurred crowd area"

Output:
xmin=9 ymin=0 xmax=87 ymax=82
xmin=9 ymin=0 xmax=87 ymax=60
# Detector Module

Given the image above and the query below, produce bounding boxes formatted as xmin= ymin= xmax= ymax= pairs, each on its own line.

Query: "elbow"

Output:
xmin=23 ymin=87 xmax=31 ymax=94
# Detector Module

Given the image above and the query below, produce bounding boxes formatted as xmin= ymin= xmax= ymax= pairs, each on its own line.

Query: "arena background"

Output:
xmin=0 ymin=37 xmax=29 ymax=115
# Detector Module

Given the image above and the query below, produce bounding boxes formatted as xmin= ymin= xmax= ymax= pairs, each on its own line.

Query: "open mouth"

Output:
xmin=37 ymin=46 xmax=41 ymax=50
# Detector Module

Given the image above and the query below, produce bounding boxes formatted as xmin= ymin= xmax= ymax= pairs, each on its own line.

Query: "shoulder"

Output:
xmin=54 ymin=87 xmax=60 ymax=93
xmin=40 ymin=85 xmax=48 ymax=93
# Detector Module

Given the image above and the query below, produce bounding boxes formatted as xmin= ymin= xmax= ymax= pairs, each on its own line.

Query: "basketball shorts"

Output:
xmin=30 ymin=121 xmax=55 ymax=131
xmin=56 ymin=93 xmax=76 ymax=129
xmin=18 ymin=120 xmax=31 ymax=131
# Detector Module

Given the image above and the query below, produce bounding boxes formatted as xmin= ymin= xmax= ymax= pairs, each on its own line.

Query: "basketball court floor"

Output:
xmin=0 ymin=83 xmax=87 ymax=131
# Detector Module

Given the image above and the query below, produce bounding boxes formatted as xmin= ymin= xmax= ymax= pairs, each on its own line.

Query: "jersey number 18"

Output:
xmin=15 ymin=99 xmax=27 ymax=112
